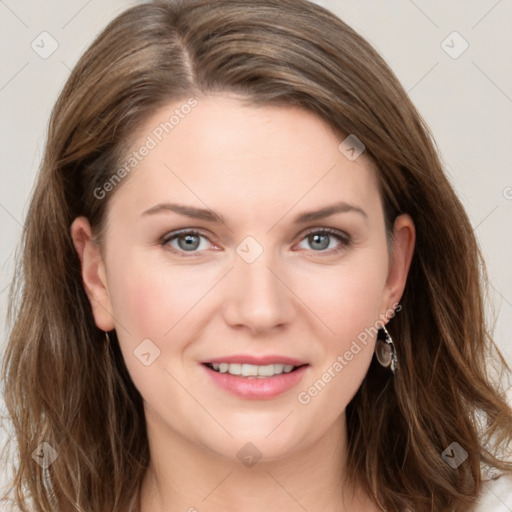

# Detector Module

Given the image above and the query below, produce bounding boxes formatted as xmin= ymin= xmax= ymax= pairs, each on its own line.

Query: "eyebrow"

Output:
xmin=141 ymin=201 xmax=368 ymax=224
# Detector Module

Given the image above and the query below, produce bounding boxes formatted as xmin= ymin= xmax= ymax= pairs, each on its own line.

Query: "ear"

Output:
xmin=70 ymin=216 xmax=115 ymax=331
xmin=380 ymin=213 xmax=415 ymax=319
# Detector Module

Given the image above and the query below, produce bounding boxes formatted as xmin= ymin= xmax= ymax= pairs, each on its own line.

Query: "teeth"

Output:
xmin=229 ymin=363 xmax=242 ymax=375
xmin=258 ymin=364 xmax=279 ymax=376
xmin=209 ymin=363 xmax=297 ymax=377
xmin=242 ymin=364 xmax=259 ymax=376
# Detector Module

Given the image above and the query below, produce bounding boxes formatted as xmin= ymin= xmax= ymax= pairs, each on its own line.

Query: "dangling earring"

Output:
xmin=375 ymin=324 xmax=398 ymax=373
xmin=104 ymin=330 xmax=111 ymax=348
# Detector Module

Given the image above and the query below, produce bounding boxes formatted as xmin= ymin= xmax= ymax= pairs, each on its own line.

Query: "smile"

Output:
xmin=201 ymin=361 xmax=310 ymax=399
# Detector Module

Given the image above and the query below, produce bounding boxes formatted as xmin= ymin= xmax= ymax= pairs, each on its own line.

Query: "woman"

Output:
xmin=2 ymin=0 xmax=511 ymax=510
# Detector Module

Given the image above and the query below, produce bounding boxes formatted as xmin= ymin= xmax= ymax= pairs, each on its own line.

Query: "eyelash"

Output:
xmin=160 ymin=227 xmax=351 ymax=257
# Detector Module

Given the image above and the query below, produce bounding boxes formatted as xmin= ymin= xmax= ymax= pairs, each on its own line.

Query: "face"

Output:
xmin=72 ymin=94 xmax=414 ymax=462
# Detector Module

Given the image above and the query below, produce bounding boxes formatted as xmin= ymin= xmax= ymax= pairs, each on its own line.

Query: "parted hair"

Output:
xmin=2 ymin=0 xmax=512 ymax=510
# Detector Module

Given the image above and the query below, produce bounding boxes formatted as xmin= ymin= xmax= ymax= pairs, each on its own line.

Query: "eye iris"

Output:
xmin=310 ymin=233 xmax=329 ymax=250
xmin=178 ymin=234 xmax=200 ymax=251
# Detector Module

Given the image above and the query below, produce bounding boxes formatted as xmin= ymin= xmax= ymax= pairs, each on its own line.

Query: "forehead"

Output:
xmin=108 ymin=94 xmax=381 ymax=222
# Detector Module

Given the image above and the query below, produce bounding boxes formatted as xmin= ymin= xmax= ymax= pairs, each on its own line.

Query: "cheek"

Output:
xmin=302 ymin=254 xmax=388 ymax=349
xmin=295 ymin=260 xmax=386 ymax=420
xmin=106 ymin=252 xmax=187 ymax=398
xmin=107 ymin=260 xmax=160 ymax=337
xmin=105 ymin=249 xmax=219 ymax=383
xmin=107 ymin=248 xmax=202 ymax=339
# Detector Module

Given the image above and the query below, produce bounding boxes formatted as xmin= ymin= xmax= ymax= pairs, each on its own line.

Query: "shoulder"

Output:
xmin=473 ymin=471 xmax=512 ymax=511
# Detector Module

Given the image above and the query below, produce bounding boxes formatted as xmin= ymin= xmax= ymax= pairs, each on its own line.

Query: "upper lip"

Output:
xmin=203 ymin=355 xmax=308 ymax=367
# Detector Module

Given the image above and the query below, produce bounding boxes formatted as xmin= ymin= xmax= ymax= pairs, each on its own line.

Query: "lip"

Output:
xmin=203 ymin=354 xmax=307 ymax=366
xmin=201 ymin=362 xmax=309 ymax=400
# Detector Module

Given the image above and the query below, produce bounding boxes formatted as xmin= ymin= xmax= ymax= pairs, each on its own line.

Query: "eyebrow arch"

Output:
xmin=141 ymin=203 xmax=225 ymax=223
xmin=141 ymin=201 xmax=368 ymax=224
xmin=292 ymin=202 xmax=367 ymax=223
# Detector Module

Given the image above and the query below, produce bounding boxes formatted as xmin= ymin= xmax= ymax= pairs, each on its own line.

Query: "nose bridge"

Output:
xmin=236 ymin=234 xmax=283 ymax=301
xmin=223 ymin=234 xmax=293 ymax=331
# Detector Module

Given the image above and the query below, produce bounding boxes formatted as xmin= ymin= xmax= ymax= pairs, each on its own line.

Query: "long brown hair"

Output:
xmin=2 ymin=0 xmax=511 ymax=510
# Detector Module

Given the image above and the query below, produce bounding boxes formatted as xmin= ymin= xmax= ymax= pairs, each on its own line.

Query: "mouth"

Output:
xmin=200 ymin=358 xmax=310 ymax=399
xmin=203 ymin=362 xmax=307 ymax=378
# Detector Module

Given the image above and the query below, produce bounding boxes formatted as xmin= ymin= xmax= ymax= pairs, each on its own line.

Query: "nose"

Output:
xmin=222 ymin=246 xmax=295 ymax=335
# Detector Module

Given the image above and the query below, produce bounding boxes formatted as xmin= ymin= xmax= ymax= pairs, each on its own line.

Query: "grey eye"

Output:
xmin=307 ymin=233 xmax=331 ymax=251
xmin=176 ymin=233 xmax=202 ymax=251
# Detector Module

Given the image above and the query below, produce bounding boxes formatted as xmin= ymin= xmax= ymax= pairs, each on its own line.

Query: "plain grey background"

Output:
xmin=1 ymin=0 xmax=511 ymax=502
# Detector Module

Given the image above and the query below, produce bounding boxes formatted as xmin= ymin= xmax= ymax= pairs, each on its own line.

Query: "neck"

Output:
xmin=138 ymin=407 xmax=376 ymax=512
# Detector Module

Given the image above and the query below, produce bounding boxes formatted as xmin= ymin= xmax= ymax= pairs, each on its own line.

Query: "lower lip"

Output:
xmin=201 ymin=364 xmax=309 ymax=400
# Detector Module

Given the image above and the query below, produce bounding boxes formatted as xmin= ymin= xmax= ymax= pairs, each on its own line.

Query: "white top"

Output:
xmin=474 ymin=472 xmax=512 ymax=511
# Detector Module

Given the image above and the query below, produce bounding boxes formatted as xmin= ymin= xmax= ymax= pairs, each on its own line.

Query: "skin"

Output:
xmin=71 ymin=94 xmax=415 ymax=512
